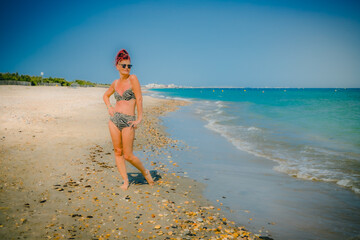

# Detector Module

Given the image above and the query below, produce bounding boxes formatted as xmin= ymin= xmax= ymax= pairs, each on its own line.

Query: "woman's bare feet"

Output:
xmin=120 ymin=181 xmax=130 ymax=190
xmin=144 ymin=169 xmax=154 ymax=186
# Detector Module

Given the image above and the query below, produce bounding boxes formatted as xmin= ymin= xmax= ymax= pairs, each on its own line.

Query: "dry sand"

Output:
xmin=0 ymin=85 xmax=258 ymax=239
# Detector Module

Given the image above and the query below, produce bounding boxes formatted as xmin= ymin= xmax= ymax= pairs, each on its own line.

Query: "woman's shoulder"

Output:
xmin=129 ymin=74 xmax=138 ymax=80
xmin=129 ymin=74 xmax=140 ymax=84
xmin=110 ymin=79 xmax=119 ymax=86
xmin=129 ymin=75 xmax=141 ymax=90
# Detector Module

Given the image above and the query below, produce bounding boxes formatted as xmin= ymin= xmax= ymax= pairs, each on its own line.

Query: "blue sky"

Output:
xmin=1 ymin=0 xmax=359 ymax=87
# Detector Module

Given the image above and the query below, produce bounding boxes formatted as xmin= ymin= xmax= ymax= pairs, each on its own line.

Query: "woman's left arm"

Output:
xmin=130 ymin=75 xmax=143 ymax=123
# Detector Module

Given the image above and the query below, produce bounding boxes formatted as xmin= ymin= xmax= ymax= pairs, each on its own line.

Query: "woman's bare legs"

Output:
xmin=122 ymin=127 xmax=154 ymax=186
xmin=108 ymin=120 xmax=129 ymax=190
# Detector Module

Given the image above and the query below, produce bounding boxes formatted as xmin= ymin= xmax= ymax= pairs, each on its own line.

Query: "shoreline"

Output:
xmin=0 ymin=86 xmax=261 ymax=239
xmin=150 ymin=89 xmax=360 ymax=240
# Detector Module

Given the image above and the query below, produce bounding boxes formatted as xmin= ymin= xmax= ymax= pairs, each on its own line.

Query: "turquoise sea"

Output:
xmin=149 ymin=88 xmax=360 ymax=194
xmin=145 ymin=87 xmax=360 ymax=239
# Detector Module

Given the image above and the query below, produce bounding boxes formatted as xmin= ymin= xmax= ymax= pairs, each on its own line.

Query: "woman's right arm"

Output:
xmin=103 ymin=81 xmax=115 ymax=115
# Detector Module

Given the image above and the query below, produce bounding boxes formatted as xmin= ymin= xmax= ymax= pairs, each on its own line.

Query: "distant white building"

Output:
xmin=143 ymin=83 xmax=181 ymax=89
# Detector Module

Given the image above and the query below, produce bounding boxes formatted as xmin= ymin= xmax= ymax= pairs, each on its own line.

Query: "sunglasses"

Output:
xmin=118 ymin=64 xmax=132 ymax=69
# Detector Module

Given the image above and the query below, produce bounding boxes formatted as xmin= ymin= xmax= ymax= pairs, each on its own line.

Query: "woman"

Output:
xmin=103 ymin=49 xmax=154 ymax=190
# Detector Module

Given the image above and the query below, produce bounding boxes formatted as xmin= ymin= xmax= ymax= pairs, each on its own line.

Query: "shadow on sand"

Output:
xmin=127 ymin=170 xmax=161 ymax=185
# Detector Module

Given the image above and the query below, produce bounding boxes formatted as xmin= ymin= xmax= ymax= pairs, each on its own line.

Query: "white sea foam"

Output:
xmin=248 ymin=126 xmax=261 ymax=131
xmin=147 ymin=90 xmax=360 ymax=195
xmin=337 ymin=179 xmax=352 ymax=187
xmin=194 ymin=100 xmax=360 ymax=195
xmin=146 ymin=91 xmax=193 ymax=103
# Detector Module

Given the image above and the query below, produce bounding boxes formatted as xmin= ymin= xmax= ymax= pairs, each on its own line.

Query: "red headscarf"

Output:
xmin=115 ymin=49 xmax=131 ymax=66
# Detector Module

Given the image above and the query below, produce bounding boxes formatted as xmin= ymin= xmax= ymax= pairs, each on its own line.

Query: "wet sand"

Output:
xmin=0 ymin=86 xmax=260 ymax=239
xmin=161 ymin=105 xmax=360 ymax=240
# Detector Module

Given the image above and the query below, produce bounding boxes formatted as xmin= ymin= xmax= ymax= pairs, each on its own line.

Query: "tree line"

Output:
xmin=0 ymin=72 xmax=97 ymax=86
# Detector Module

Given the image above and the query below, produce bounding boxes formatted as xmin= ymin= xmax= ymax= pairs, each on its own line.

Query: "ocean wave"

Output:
xmin=273 ymin=163 xmax=360 ymax=194
xmin=150 ymin=91 xmax=360 ymax=195
xmin=194 ymin=100 xmax=360 ymax=195
xmin=146 ymin=91 xmax=194 ymax=102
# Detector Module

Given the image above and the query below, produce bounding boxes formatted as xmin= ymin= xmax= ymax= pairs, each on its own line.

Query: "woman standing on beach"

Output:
xmin=103 ymin=49 xmax=154 ymax=190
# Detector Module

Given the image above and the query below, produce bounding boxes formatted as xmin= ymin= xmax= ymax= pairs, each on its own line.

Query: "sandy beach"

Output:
xmin=0 ymin=85 xmax=260 ymax=239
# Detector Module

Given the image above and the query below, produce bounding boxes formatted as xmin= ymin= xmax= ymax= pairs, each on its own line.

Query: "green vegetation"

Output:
xmin=74 ymin=79 xmax=95 ymax=87
xmin=94 ymin=83 xmax=111 ymax=87
xmin=0 ymin=72 xmax=101 ymax=86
